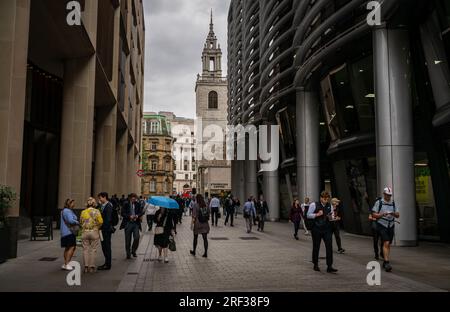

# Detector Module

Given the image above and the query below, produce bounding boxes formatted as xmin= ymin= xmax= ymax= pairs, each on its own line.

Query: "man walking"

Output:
xmin=121 ymin=193 xmax=144 ymax=259
xmin=209 ymin=195 xmax=220 ymax=227
xmin=224 ymin=195 xmax=235 ymax=226
xmin=243 ymin=197 xmax=256 ymax=233
xmin=372 ymin=187 xmax=400 ymax=272
xmin=256 ymin=195 xmax=269 ymax=232
xmin=307 ymin=191 xmax=338 ymax=273
xmin=97 ymin=192 xmax=114 ymax=270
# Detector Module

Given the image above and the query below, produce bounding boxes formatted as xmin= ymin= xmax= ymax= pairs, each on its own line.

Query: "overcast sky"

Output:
xmin=143 ymin=0 xmax=231 ymax=119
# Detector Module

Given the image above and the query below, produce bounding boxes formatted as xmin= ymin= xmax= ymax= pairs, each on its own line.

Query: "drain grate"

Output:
xmin=210 ymin=237 xmax=229 ymax=241
xmin=143 ymin=259 xmax=151 ymax=262
xmin=39 ymin=257 xmax=58 ymax=262
xmin=239 ymin=237 xmax=260 ymax=240
xmin=127 ymin=272 xmax=139 ymax=275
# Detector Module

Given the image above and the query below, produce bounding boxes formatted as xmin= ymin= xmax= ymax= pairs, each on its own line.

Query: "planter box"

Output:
xmin=0 ymin=225 xmax=9 ymax=263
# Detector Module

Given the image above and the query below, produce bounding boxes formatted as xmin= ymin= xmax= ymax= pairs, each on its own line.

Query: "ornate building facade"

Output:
xmin=141 ymin=113 xmax=174 ymax=197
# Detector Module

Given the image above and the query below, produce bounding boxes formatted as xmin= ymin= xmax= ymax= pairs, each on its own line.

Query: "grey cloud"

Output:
xmin=143 ymin=0 xmax=231 ymax=118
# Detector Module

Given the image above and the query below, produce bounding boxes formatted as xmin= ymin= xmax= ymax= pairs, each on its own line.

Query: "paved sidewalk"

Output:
xmin=122 ymin=216 xmax=450 ymax=292
xmin=1 ymin=215 xmax=449 ymax=292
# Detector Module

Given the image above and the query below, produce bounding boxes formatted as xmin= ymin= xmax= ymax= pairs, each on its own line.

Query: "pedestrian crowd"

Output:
xmin=60 ymin=186 xmax=400 ymax=276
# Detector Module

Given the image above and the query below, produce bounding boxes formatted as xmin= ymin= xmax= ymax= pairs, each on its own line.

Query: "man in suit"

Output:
xmin=121 ymin=193 xmax=144 ymax=259
xmin=98 ymin=192 xmax=114 ymax=270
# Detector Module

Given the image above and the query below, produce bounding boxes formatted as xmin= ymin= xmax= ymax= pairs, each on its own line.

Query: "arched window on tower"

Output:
xmin=208 ymin=91 xmax=218 ymax=109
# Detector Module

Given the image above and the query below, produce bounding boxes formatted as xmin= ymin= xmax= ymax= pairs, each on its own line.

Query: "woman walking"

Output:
xmin=289 ymin=198 xmax=303 ymax=240
xmin=80 ymin=197 xmax=103 ymax=273
xmin=154 ymin=207 xmax=175 ymax=263
xmin=60 ymin=199 xmax=80 ymax=271
xmin=330 ymin=198 xmax=345 ymax=253
xmin=190 ymin=194 xmax=210 ymax=258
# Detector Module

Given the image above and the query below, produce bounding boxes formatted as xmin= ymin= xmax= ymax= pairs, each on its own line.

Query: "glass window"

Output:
xmin=208 ymin=91 xmax=218 ymax=109
xmin=150 ymin=180 xmax=156 ymax=192
xmin=151 ymin=160 xmax=158 ymax=171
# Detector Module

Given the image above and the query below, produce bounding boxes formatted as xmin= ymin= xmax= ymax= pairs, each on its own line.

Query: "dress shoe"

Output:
xmin=126 ymin=255 xmax=131 ymax=260
xmin=97 ymin=265 xmax=111 ymax=271
xmin=132 ymin=252 xmax=137 ymax=258
xmin=190 ymin=250 xmax=196 ymax=256
xmin=313 ymin=265 xmax=320 ymax=272
xmin=202 ymin=253 xmax=208 ymax=258
xmin=327 ymin=267 xmax=338 ymax=273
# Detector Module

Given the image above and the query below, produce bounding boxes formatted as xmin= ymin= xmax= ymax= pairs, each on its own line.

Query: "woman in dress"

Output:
xmin=289 ymin=198 xmax=303 ymax=240
xmin=154 ymin=207 xmax=175 ymax=263
xmin=190 ymin=194 xmax=210 ymax=258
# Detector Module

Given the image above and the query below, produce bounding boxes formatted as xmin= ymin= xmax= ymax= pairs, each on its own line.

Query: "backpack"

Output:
xmin=197 ymin=205 xmax=209 ymax=223
xmin=111 ymin=203 xmax=119 ymax=227
xmin=374 ymin=198 xmax=396 ymax=226
xmin=243 ymin=202 xmax=252 ymax=219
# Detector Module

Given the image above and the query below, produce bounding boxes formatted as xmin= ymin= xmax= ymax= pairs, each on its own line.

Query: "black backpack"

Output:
xmin=197 ymin=205 xmax=209 ymax=223
xmin=111 ymin=204 xmax=119 ymax=227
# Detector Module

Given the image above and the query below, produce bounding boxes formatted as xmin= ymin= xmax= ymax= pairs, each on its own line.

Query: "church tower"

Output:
xmin=195 ymin=10 xmax=230 ymax=197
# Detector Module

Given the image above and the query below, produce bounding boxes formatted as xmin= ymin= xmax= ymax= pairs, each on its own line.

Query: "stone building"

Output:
xmin=141 ymin=113 xmax=174 ymax=197
xmin=158 ymin=112 xmax=197 ymax=194
xmin=195 ymin=11 xmax=231 ymax=198
xmin=0 ymin=0 xmax=145 ymax=258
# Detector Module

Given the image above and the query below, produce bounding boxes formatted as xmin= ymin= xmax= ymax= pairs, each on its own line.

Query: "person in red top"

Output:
xmin=289 ymin=198 xmax=303 ymax=240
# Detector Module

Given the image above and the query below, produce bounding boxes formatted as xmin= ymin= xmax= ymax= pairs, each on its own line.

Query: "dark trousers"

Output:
xmin=101 ymin=230 xmax=112 ymax=267
xmin=146 ymin=215 xmax=155 ymax=231
xmin=211 ymin=207 xmax=219 ymax=226
xmin=258 ymin=214 xmax=266 ymax=231
xmin=372 ymin=222 xmax=384 ymax=258
xmin=225 ymin=210 xmax=234 ymax=225
xmin=331 ymin=222 xmax=343 ymax=250
xmin=125 ymin=222 xmax=140 ymax=257
xmin=193 ymin=233 xmax=208 ymax=254
xmin=312 ymin=226 xmax=333 ymax=267
xmin=293 ymin=221 xmax=301 ymax=237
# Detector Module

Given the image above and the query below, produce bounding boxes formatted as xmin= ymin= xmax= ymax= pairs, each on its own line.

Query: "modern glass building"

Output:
xmin=228 ymin=0 xmax=450 ymax=244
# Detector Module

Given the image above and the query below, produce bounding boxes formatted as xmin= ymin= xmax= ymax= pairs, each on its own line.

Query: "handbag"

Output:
xmin=168 ymin=235 xmax=176 ymax=252
xmin=154 ymin=213 xmax=168 ymax=235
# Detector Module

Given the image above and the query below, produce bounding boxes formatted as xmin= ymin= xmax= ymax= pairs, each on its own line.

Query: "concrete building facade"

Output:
xmin=195 ymin=11 xmax=231 ymax=198
xmin=0 ymin=0 xmax=145 ymax=258
xmin=228 ymin=0 xmax=450 ymax=244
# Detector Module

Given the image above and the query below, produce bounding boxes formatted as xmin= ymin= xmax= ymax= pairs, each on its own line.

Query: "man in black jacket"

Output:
xmin=121 ymin=193 xmax=144 ymax=259
xmin=98 ymin=192 xmax=114 ymax=270
xmin=307 ymin=191 xmax=338 ymax=273
xmin=256 ymin=195 xmax=269 ymax=232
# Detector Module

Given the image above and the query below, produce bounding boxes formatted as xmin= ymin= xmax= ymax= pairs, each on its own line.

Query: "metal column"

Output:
xmin=374 ymin=27 xmax=417 ymax=246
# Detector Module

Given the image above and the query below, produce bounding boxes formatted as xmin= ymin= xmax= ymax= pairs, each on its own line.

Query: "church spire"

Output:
xmin=200 ymin=9 xmax=223 ymax=79
xmin=210 ymin=9 xmax=213 ymax=30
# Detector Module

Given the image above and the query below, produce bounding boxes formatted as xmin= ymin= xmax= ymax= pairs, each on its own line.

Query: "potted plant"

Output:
xmin=0 ymin=185 xmax=16 ymax=263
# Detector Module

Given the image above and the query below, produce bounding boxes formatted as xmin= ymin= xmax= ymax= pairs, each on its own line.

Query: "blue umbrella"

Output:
xmin=148 ymin=196 xmax=179 ymax=209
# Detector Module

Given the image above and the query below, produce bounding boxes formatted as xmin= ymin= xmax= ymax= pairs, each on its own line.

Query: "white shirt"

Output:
xmin=209 ymin=197 xmax=220 ymax=208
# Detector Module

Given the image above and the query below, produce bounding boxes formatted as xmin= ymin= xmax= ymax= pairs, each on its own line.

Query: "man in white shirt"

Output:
xmin=209 ymin=196 xmax=221 ymax=226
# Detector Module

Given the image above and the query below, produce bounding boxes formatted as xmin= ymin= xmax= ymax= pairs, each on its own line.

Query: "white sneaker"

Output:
xmin=164 ymin=258 xmax=169 ymax=263
xmin=62 ymin=264 xmax=74 ymax=271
